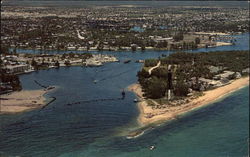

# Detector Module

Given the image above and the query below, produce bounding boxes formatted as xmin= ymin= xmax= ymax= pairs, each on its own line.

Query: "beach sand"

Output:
xmin=128 ymin=76 xmax=249 ymax=127
xmin=0 ymin=89 xmax=51 ymax=113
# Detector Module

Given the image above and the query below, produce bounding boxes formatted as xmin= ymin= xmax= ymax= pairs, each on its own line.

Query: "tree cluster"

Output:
xmin=137 ymin=50 xmax=249 ymax=99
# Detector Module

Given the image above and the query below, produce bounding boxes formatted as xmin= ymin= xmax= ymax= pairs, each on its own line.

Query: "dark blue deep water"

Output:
xmin=0 ymin=33 xmax=249 ymax=157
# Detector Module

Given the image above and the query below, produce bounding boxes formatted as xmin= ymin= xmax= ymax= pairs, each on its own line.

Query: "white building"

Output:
xmin=4 ymin=64 xmax=29 ymax=74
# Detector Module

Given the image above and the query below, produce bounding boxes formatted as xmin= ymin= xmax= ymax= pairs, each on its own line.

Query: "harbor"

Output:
xmin=0 ymin=0 xmax=249 ymax=156
xmin=0 ymin=23 xmax=249 ymax=157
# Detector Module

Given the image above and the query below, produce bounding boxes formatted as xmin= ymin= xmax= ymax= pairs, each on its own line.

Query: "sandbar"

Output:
xmin=0 ymin=88 xmax=54 ymax=113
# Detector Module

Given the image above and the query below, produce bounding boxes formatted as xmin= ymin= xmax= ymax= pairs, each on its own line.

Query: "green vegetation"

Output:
xmin=195 ymin=37 xmax=201 ymax=45
xmin=0 ymin=71 xmax=22 ymax=92
xmin=162 ymin=51 xmax=249 ymax=71
xmin=64 ymin=60 xmax=71 ymax=66
xmin=137 ymin=50 xmax=249 ymax=99
xmin=144 ymin=59 xmax=158 ymax=67
xmin=0 ymin=45 xmax=9 ymax=54
xmin=0 ymin=45 xmax=22 ymax=92
xmin=173 ymin=32 xmax=184 ymax=42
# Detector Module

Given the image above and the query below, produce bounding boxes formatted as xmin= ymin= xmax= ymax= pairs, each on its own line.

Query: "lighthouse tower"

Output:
xmin=167 ymin=66 xmax=173 ymax=100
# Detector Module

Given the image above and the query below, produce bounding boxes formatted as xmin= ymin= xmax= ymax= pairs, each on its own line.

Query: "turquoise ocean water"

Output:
xmin=0 ymin=33 xmax=249 ymax=157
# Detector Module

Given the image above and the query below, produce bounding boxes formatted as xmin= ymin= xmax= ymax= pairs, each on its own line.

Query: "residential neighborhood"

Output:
xmin=1 ymin=6 xmax=249 ymax=51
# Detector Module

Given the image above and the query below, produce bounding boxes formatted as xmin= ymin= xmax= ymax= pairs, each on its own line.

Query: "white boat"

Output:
xmin=133 ymin=99 xmax=138 ymax=102
xmin=149 ymin=145 xmax=155 ymax=150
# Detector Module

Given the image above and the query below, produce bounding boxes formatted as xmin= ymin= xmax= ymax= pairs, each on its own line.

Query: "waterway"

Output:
xmin=0 ymin=33 xmax=249 ymax=157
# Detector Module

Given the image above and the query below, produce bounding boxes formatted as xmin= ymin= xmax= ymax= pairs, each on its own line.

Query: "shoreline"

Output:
xmin=12 ymin=40 xmax=235 ymax=53
xmin=0 ymin=87 xmax=56 ymax=113
xmin=127 ymin=76 xmax=249 ymax=137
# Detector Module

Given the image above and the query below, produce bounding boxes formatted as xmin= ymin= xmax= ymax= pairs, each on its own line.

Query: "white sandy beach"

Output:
xmin=128 ymin=76 xmax=249 ymax=127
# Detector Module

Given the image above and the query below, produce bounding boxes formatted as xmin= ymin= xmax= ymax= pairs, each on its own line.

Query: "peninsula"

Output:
xmin=129 ymin=77 xmax=249 ymax=126
xmin=128 ymin=50 xmax=249 ymax=137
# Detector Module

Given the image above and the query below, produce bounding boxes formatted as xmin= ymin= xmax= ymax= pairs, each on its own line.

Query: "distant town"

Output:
xmin=1 ymin=6 xmax=249 ymax=51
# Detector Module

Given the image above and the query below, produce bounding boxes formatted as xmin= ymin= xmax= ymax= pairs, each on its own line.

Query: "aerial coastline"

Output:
xmin=128 ymin=76 xmax=249 ymax=134
xmin=9 ymin=39 xmax=233 ymax=52
xmin=0 ymin=2 xmax=249 ymax=156
xmin=126 ymin=50 xmax=249 ymax=138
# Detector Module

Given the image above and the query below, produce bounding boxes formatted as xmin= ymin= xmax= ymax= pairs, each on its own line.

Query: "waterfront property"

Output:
xmin=129 ymin=50 xmax=249 ymax=133
xmin=0 ymin=53 xmax=119 ymax=75
xmin=4 ymin=64 xmax=30 ymax=74
xmin=137 ymin=50 xmax=249 ymax=102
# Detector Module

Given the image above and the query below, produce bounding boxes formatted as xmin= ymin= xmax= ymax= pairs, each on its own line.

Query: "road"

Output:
xmin=148 ymin=61 xmax=161 ymax=75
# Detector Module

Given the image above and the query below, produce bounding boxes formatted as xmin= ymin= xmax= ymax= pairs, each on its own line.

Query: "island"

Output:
xmin=128 ymin=50 xmax=249 ymax=137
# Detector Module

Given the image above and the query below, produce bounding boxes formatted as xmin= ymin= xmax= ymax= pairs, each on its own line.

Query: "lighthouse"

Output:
xmin=167 ymin=66 xmax=173 ymax=100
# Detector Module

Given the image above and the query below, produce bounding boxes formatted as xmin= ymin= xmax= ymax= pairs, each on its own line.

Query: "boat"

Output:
xmin=207 ymin=45 xmax=216 ymax=48
xmin=133 ymin=99 xmax=139 ymax=102
xmin=124 ymin=60 xmax=131 ymax=64
xmin=121 ymin=90 xmax=125 ymax=98
xmin=135 ymin=60 xmax=144 ymax=63
xmin=149 ymin=145 xmax=155 ymax=150
xmin=93 ymin=80 xmax=98 ymax=84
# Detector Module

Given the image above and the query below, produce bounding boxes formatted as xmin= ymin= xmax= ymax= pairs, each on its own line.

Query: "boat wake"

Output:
xmin=126 ymin=126 xmax=156 ymax=139
xmin=126 ymin=130 xmax=145 ymax=139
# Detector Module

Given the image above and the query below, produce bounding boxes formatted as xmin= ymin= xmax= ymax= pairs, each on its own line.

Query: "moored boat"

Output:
xmin=124 ymin=60 xmax=131 ymax=64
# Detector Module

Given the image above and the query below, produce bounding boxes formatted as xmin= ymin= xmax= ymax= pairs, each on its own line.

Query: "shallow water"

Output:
xmin=0 ymin=33 xmax=249 ymax=157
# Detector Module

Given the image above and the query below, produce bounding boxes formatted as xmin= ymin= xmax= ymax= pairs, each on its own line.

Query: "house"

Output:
xmin=234 ymin=72 xmax=241 ymax=79
xmin=213 ymin=70 xmax=235 ymax=80
xmin=242 ymin=68 xmax=249 ymax=74
xmin=208 ymin=65 xmax=224 ymax=73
